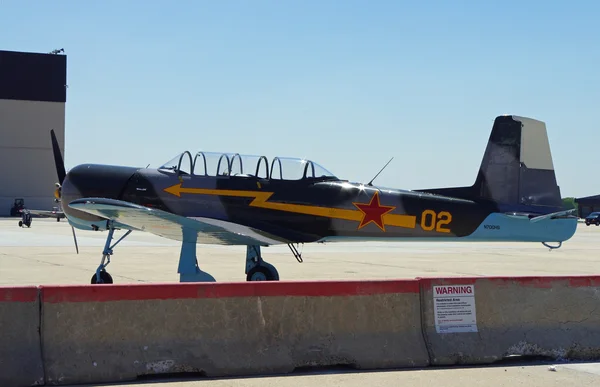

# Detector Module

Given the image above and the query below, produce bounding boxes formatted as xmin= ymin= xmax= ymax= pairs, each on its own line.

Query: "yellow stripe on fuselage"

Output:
xmin=163 ymin=183 xmax=416 ymax=229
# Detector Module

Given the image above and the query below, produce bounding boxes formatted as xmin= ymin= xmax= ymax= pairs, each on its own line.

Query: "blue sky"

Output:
xmin=1 ymin=0 xmax=598 ymax=198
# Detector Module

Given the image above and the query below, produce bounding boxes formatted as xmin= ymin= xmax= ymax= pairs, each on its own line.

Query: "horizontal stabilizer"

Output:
xmin=529 ymin=209 xmax=577 ymax=223
xmin=502 ymin=209 xmax=577 ymax=222
xmin=26 ymin=209 xmax=65 ymax=218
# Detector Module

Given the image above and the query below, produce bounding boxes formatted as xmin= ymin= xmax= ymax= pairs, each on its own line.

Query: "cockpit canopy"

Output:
xmin=158 ymin=151 xmax=338 ymax=181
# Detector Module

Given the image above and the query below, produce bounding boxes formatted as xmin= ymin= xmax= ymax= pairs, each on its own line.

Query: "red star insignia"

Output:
xmin=352 ymin=191 xmax=396 ymax=231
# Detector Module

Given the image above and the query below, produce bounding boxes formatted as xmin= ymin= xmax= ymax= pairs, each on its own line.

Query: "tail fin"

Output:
xmin=417 ymin=115 xmax=563 ymax=213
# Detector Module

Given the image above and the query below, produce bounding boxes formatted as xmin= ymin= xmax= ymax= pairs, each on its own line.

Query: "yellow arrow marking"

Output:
xmin=164 ymin=183 xmax=416 ymax=229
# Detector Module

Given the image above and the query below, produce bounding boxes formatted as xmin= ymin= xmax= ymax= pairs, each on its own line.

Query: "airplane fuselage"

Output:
xmin=60 ymin=163 xmax=577 ymax=245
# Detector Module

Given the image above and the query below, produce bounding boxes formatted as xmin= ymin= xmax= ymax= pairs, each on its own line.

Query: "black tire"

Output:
xmin=18 ymin=221 xmax=22 ymax=227
xmin=246 ymin=266 xmax=277 ymax=281
xmin=91 ymin=270 xmax=113 ymax=284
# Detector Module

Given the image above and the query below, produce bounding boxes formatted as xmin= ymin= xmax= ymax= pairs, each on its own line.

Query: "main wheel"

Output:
xmin=91 ymin=270 xmax=113 ymax=284
xmin=18 ymin=221 xmax=22 ymax=227
xmin=246 ymin=265 xmax=277 ymax=281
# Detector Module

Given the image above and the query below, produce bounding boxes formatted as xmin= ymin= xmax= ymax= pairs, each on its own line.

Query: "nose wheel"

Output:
xmin=91 ymin=269 xmax=113 ymax=284
xmin=91 ymin=222 xmax=132 ymax=285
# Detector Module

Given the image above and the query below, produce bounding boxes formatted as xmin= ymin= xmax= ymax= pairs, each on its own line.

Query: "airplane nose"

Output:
xmin=61 ymin=164 xmax=139 ymax=211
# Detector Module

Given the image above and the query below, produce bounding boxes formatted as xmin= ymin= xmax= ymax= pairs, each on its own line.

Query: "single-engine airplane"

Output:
xmin=51 ymin=115 xmax=577 ymax=284
xmin=17 ymin=198 xmax=66 ymax=227
xmin=17 ymin=206 xmax=65 ymax=228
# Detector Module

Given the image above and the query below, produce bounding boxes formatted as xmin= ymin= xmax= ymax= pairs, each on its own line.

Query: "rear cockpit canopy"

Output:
xmin=158 ymin=151 xmax=338 ymax=181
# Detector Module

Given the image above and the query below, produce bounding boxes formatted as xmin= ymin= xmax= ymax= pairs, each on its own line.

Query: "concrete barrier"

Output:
xmin=40 ymin=280 xmax=428 ymax=385
xmin=4 ymin=274 xmax=599 ymax=386
xmin=419 ymin=276 xmax=600 ymax=365
xmin=0 ymin=286 xmax=44 ymax=387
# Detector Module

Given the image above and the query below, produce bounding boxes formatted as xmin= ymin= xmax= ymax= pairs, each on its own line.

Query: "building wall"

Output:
xmin=0 ymin=50 xmax=66 ymax=216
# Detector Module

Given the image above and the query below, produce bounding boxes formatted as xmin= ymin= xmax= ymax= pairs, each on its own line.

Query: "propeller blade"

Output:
xmin=71 ymin=225 xmax=79 ymax=254
xmin=50 ymin=129 xmax=66 ymax=184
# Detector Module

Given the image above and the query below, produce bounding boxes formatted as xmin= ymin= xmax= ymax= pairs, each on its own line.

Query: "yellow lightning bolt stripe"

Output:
xmin=164 ymin=183 xmax=416 ymax=229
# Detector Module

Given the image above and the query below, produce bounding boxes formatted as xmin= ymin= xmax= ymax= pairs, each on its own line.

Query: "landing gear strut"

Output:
xmin=88 ymin=224 xmax=294 ymax=283
xmin=178 ymin=227 xmax=216 ymax=282
xmin=288 ymin=243 xmax=303 ymax=263
xmin=91 ymin=222 xmax=132 ymax=284
xmin=245 ymin=245 xmax=279 ymax=281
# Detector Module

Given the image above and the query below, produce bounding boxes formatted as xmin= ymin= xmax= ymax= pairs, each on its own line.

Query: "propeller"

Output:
xmin=50 ymin=129 xmax=66 ymax=184
xmin=71 ymin=225 xmax=79 ymax=254
xmin=50 ymin=129 xmax=79 ymax=254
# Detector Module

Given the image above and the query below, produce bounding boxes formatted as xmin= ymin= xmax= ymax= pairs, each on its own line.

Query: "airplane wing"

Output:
xmin=68 ymin=197 xmax=287 ymax=246
xmin=26 ymin=209 xmax=66 ymax=218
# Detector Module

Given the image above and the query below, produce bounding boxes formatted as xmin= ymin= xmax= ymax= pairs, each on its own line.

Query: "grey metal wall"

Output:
xmin=0 ymin=50 xmax=66 ymax=216
xmin=575 ymin=195 xmax=600 ymax=218
xmin=578 ymin=205 xmax=596 ymax=218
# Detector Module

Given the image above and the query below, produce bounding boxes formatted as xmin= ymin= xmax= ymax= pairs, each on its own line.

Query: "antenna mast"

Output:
xmin=367 ymin=157 xmax=394 ymax=186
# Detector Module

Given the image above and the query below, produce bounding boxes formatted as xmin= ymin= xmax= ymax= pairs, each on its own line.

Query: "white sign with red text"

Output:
xmin=433 ymin=284 xmax=477 ymax=333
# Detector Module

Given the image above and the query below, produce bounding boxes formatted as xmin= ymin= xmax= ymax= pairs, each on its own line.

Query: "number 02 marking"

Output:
xmin=420 ymin=210 xmax=452 ymax=233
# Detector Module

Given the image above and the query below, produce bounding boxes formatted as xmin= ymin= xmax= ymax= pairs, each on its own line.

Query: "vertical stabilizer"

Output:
xmin=417 ymin=115 xmax=563 ymax=213
xmin=474 ymin=115 xmax=562 ymax=209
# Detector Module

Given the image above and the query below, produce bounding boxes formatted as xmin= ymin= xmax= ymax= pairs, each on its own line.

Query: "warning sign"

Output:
xmin=433 ymin=284 xmax=477 ymax=333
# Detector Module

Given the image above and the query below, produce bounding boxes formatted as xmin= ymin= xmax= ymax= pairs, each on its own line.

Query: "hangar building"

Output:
xmin=575 ymin=195 xmax=600 ymax=218
xmin=0 ymin=49 xmax=66 ymax=216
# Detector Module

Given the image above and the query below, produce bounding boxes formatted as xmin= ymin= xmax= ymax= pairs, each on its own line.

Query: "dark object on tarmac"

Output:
xmin=18 ymin=209 xmax=32 ymax=228
xmin=585 ymin=212 xmax=600 ymax=226
xmin=10 ymin=198 xmax=25 ymax=217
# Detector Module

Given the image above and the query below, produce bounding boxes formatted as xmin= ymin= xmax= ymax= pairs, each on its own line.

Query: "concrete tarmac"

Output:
xmin=1 ymin=217 xmax=600 ymax=387
xmin=0 ymin=218 xmax=599 ymax=286
xmin=78 ymin=363 xmax=600 ymax=387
